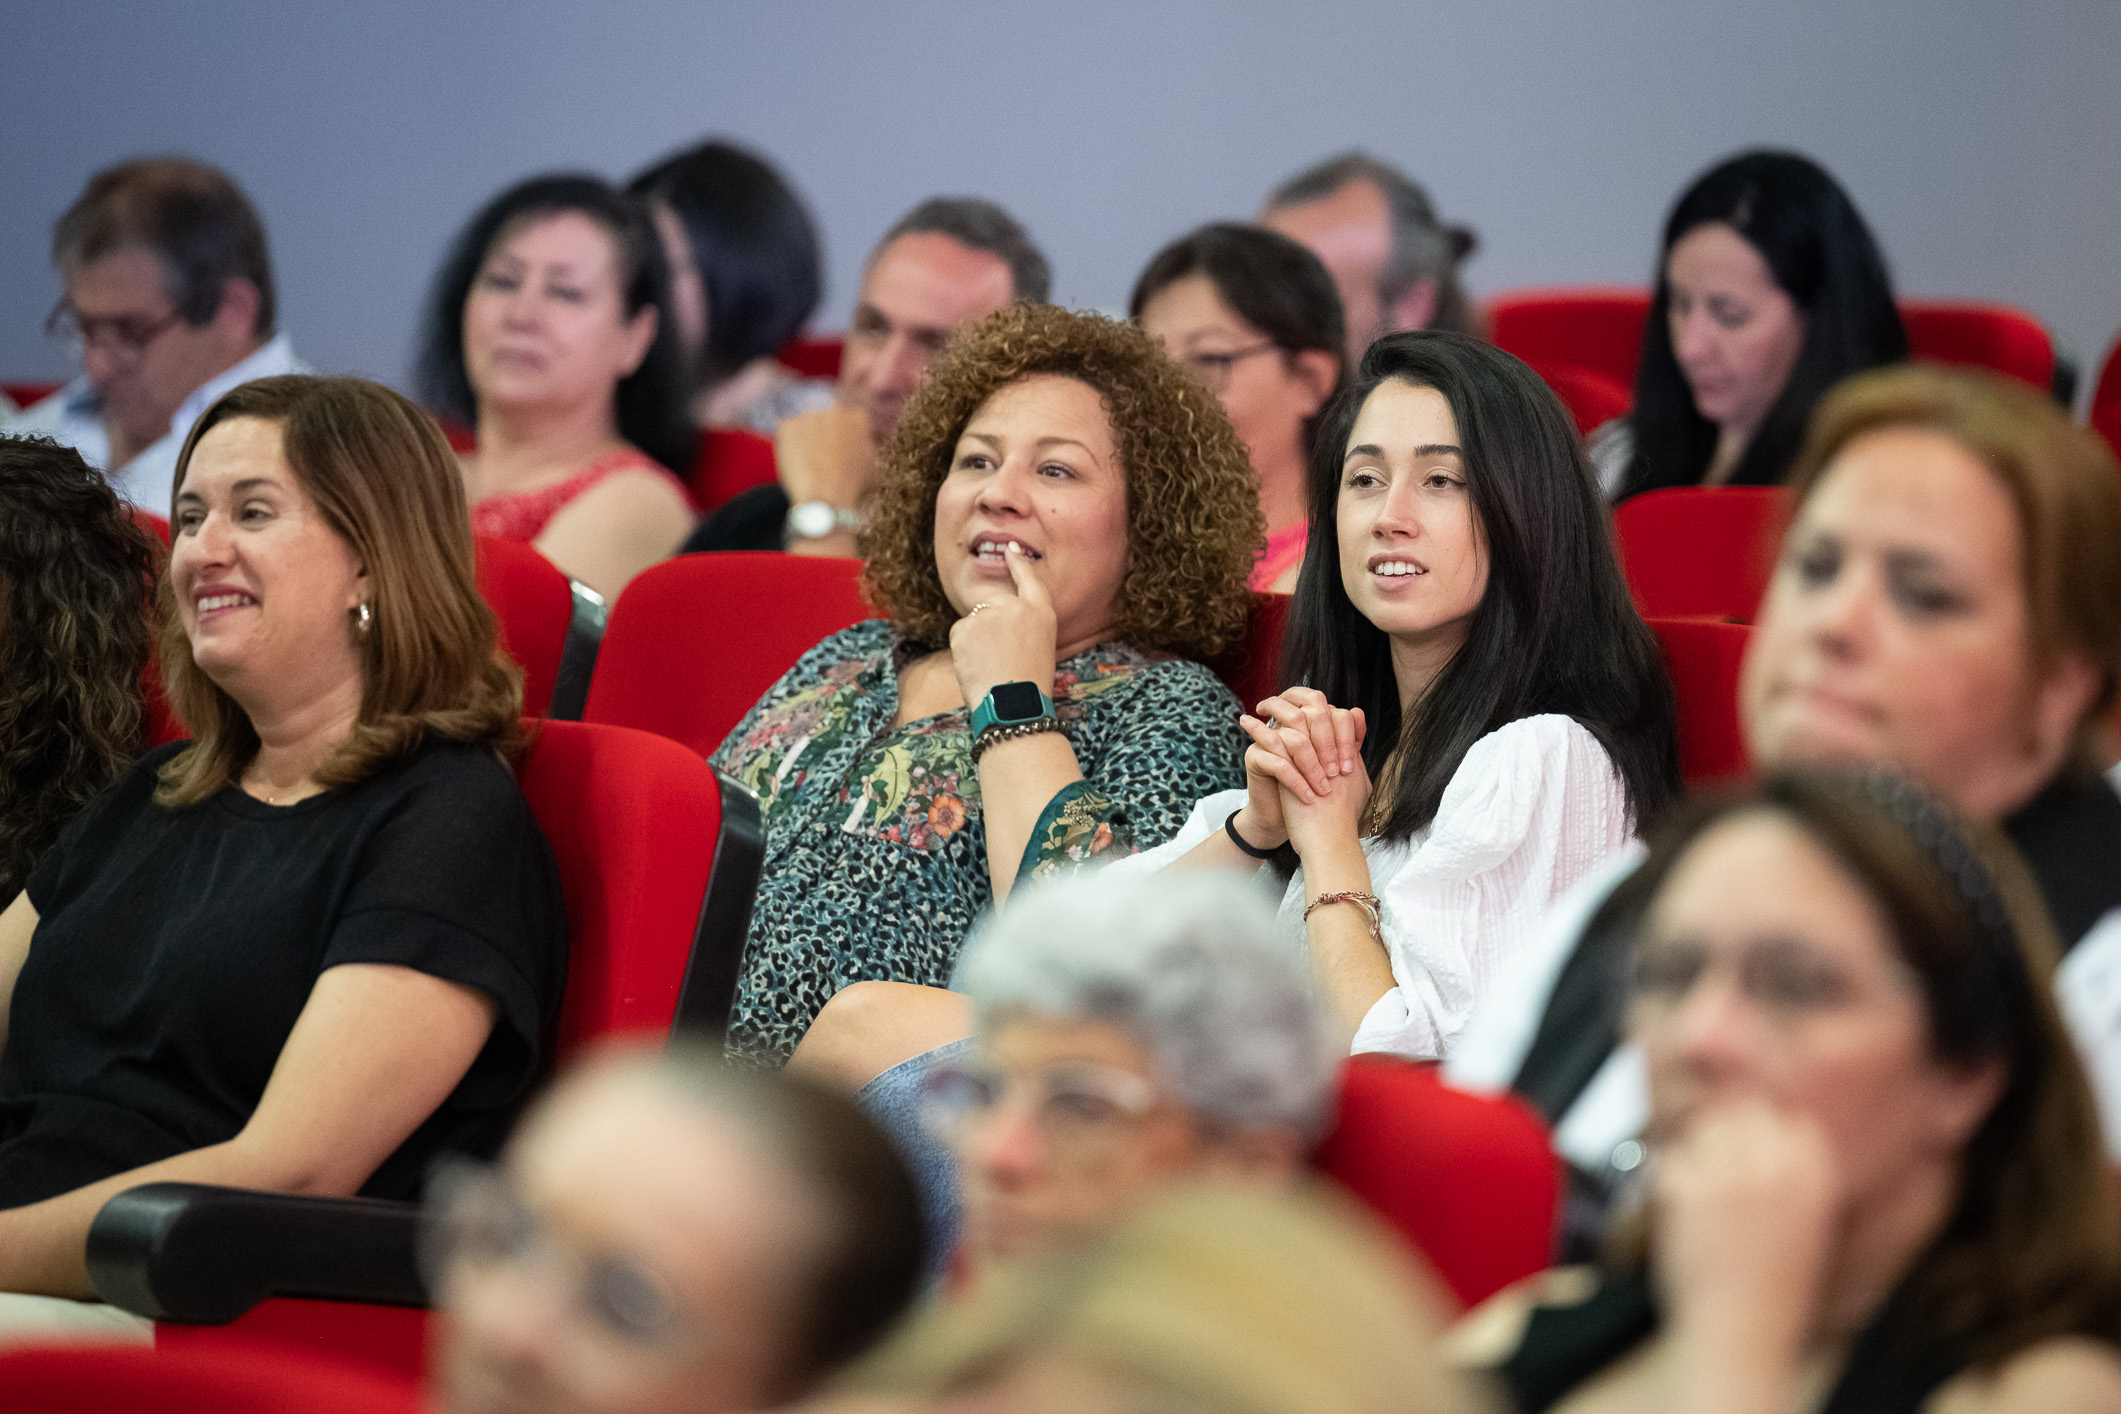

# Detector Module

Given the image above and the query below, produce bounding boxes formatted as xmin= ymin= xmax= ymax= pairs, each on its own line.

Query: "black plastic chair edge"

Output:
xmin=88 ymin=1181 xmax=425 ymax=1322
xmin=548 ymin=579 xmax=608 ymax=722
xmin=671 ymin=770 xmax=766 ymax=1041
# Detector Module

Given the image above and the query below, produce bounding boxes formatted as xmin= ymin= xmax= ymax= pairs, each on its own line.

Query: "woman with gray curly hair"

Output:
xmin=873 ymin=869 xmax=1337 ymax=1273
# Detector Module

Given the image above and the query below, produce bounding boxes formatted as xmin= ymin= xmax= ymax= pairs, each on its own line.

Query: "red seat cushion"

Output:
xmin=1900 ymin=299 xmax=2054 ymax=392
xmin=690 ymin=427 xmax=780 ymax=514
xmin=1312 ymin=1056 xmax=1559 ymax=1311
xmin=0 ymin=1342 xmax=421 ymax=1414
xmin=1527 ymin=360 xmax=1633 ymax=436
xmin=474 ymin=536 xmax=572 ymax=717
xmin=1487 ymin=288 xmax=1649 ymax=391
xmin=1612 ymin=485 xmax=1788 ymax=623
xmin=1647 ymin=617 xmax=1753 ymax=787
xmin=584 ymin=551 xmax=876 ymax=758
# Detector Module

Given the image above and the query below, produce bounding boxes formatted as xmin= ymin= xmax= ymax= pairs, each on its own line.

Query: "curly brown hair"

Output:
xmin=859 ymin=303 xmax=1263 ymax=658
xmin=157 ymin=376 xmax=527 ymax=807
xmin=0 ymin=436 xmax=157 ymax=897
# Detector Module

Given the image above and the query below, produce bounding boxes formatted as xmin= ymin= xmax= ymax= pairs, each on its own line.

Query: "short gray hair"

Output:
xmin=956 ymin=871 xmax=1338 ymax=1139
xmin=876 ymin=196 xmax=1051 ymax=304
xmin=1266 ymin=151 xmax=1478 ymax=336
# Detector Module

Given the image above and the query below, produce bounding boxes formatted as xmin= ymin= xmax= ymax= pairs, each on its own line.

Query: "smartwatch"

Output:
xmin=969 ymin=681 xmax=1056 ymax=740
xmin=785 ymin=500 xmax=863 ymax=542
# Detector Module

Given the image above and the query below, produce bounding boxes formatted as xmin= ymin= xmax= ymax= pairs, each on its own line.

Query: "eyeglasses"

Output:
xmin=1178 ymin=340 xmax=1282 ymax=394
xmin=918 ymin=1057 xmax=1159 ymax=1155
xmin=421 ymin=1159 xmax=690 ymax=1353
xmin=44 ymin=299 xmax=187 ymax=364
xmin=1626 ymin=935 xmax=1919 ymax=1025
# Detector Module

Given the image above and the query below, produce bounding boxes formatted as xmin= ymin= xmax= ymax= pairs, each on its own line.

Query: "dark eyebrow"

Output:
xmin=175 ymin=477 xmax=284 ymax=505
xmin=1342 ymin=442 xmax=1463 ymax=461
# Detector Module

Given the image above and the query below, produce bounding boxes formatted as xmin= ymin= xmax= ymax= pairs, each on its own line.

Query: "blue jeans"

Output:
xmin=855 ymin=1037 xmax=970 ymax=1279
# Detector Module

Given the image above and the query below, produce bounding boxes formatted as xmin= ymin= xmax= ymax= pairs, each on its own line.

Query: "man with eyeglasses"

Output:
xmin=5 ymin=157 xmax=306 ymax=517
xmin=428 ymin=1044 xmax=923 ymax=1414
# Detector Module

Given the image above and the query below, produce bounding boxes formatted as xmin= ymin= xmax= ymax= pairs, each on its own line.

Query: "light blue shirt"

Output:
xmin=1 ymin=333 xmax=308 ymax=517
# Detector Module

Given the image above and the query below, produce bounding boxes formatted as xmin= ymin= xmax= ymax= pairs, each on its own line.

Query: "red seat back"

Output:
xmin=515 ymin=719 xmax=729 ymax=1057
xmin=1488 ymin=288 xmax=1650 ymax=390
xmin=3 ymin=379 xmax=63 ymax=410
xmin=776 ymin=335 xmax=844 ymax=380
xmin=1207 ymin=593 xmax=1291 ymax=712
xmin=474 ymin=536 xmax=572 ymax=717
xmin=1527 ymin=360 xmax=1633 ymax=436
xmin=0 ymin=1343 xmax=421 ymax=1414
xmin=690 ymin=427 xmax=780 ymax=513
xmin=1612 ymin=485 xmax=1787 ymax=623
xmin=1899 ymin=299 xmax=2054 ymax=392
xmin=1647 ymin=617 xmax=1753 ymax=786
xmin=2094 ymin=335 xmax=2121 ymax=417
xmin=2093 ymin=402 xmax=2121 ymax=469
xmin=584 ymin=551 xmax=876 ymax=758
xmin=1311 ymin=1056 xmax=1559 ymax=1311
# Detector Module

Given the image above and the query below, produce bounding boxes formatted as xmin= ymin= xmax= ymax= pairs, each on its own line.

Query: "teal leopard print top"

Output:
xmin=711 ymin=619 xmax=1245 ymax=1065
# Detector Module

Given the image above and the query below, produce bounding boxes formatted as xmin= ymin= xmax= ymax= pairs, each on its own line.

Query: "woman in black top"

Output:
xmin=0 ymin=375 xmax=565 ymax=1300
xmin=1457 ymin=772 xmax=2121 ymax=1413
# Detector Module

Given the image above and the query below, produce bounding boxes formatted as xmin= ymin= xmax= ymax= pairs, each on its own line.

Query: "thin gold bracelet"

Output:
xmin=1303 ymin=889 xmax=1382 ymax=943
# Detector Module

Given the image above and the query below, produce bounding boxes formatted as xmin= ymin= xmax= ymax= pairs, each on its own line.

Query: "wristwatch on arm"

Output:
xmin=784 ymin=500 xmax=863 ymax=546
xmin=969 ymin=681 xmax=1060 ymax=762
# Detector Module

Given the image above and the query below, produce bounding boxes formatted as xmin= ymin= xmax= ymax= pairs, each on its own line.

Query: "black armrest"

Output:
xmin=548 ymin=579 xmax=609 ymax=721
xmin=671 ymin=770 xmax=765 ymax=1039
xmin=88 ymin=1182 xmax=425 ymax=1323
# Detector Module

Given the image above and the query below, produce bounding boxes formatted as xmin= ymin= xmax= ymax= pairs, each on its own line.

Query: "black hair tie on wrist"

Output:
xmin=1225 ymin=811 xmax=1279 ymax=859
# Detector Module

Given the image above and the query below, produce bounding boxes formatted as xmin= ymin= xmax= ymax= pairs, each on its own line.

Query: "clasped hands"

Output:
xmin=1232 ymin=686 xmax=1370 ymax=859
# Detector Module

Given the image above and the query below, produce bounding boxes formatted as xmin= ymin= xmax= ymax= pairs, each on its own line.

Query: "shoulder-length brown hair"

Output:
xmin=1614 ymin=770 xmax=2121 ymax=1366
xmin=860 ymin=302 xmax=1263 ymax=659
xmin=1787 ymin=364 xmax=2121 ymax=765
xmin=156 ymin=375 xmax=525 ymax=807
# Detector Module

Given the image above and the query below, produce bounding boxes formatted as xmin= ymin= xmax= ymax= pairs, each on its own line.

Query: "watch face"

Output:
xmin=990 ymin=681 xmax=1045 ymax=722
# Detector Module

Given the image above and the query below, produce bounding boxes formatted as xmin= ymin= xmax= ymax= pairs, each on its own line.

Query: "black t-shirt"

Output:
xmin=4 ymin=738 xmax=567 ymax=1208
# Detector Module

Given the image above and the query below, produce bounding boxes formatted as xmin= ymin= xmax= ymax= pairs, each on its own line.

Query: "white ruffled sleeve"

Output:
xmin=1347 ymin=715 xmax=1637 ymax=1061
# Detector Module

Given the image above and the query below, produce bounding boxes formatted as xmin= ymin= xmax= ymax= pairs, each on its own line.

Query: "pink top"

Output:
xmin=470 ymin=448 xmax=693 ymax=543
xmin=1250 ymin=520 xmax=1308 ymax=592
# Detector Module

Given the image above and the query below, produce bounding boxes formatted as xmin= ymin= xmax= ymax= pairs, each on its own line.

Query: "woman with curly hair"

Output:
xmin=0 ymin=437 xmax=157 ymax=899
xmin=710 ymin=302 xmax=1263 ymax=1068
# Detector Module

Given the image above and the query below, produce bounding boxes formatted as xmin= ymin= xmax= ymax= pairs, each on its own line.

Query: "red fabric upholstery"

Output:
xmin=1487 ymin=288 xmax=1650 ymax=390
xmin=2094 ymin=335 xmax=2121 ymax=416
xmin=584 ymin=551 xmax=876 ymax=757
xmin=1611 ymin=485 xmax=1788 ymax=623
xmin=123 ymin=507 xmax=188 ymax=747
xmin=1527 ymin=360 xmax=1633 ymax=436
xmin=1206 ymin=592 xmax=1291 ymax=711
xmin=2093 ymin=401 xmax=2121 ymax=468
xmin=1647 ymin=617 xmax=1753 ymax=786
xmin=776 ymin=335 xmax=844 ymax=380
xmin=474 ymin=535 xmax=572 ymax=717
xmin=2 ymin=379 xmax=62 ymax=409
xmin=0 ymin=1342 xmax=421 ymax=1414
xmin=1311 ymin=1056 xmax=1559 ymax=1311
xmin=129 ymin=507 xmax=171 ymax=544
xmin=516 ymin=719 xmax=729 ymax=1056
xmin=1899 ymin=299 xmax=2054 ymax=392
xmin=690 ymin=426 xmax=780 ymax=513
xmin=157 ymin=1301 xmax=428 ymax=1379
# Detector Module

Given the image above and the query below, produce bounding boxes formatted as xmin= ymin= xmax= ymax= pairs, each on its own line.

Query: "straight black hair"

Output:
xmin=1621 ymin=149 xmax=1906 ymax=498
xmin=1127 ymin=222 xmax=1348 ymax=457
xmin=629 ymin=140 xmax=823 ymax=390
xmin=415 ymin=172 xmax=695 ymax=475
xmin=1284 ymin=330 xmax=1680 ymax=841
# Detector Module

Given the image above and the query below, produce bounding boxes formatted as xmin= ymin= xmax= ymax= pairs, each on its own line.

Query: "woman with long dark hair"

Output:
xmin=1596 ymin=150 xmax=1906 ymax=500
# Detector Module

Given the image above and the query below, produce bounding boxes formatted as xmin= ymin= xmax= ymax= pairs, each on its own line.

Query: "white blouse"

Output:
xmin=1108 ymin=714 xmax=1638 ymax=1061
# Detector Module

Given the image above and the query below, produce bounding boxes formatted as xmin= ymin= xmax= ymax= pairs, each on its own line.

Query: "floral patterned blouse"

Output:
xmin=710 ymin=619 xmax=1246 ymax=1065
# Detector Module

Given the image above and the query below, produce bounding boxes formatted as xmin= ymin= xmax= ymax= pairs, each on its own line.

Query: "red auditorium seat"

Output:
xmin=473 ymin=535 xmax=573 ymax=716
xmin=776 ymin=335 xmax=844 ymax=380
xmin=2094 ymin=335 xmax=2121 ymax=417
xmin=0 ymin=1343 xmax=421 ymax=1414
xmin=690 ymin=426 xmax=780 ymax=513
xmin=1899 ymin=299 xmax=2054 ymax=393
xmin=2093 ymin=401 xmax=2121 ymax=467
xmin=1487 ymin=288 xmax=1649 ymax=391
xmin=1611 ymin=485 xmax=1787 ymax=623
xmin=1527 ymin=360 xmax=1633 ymax=437
xmin=1207 ymin=593 xmax=1291 ymax=712
xmin=3 ymin=379 xmax=63 ymax=409
xmin=584 ymin=551 xmax=876 ymax=757
xmin=1311 ymin=1055 xmax=1559 ymax=1311
xmin=1647 ymin=617 xmax=1753 ymax=786
xmin=92 ymin=719 xmax=765 ymax=1379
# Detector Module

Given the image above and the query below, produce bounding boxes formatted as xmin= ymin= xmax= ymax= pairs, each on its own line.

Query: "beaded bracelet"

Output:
xmin=1303 ymin=889 xmax=1383 ymax=943
xmin=972 ymin=717 xmax=1064 ymax=763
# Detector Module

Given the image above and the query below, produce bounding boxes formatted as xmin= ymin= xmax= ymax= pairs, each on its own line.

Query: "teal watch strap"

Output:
xmin=970 ymin=681 xmax=1056 ymax=740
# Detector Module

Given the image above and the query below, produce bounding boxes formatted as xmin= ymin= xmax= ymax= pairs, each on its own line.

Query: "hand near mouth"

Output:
xmin=950 ymin=542 xmax=1060 ymax=712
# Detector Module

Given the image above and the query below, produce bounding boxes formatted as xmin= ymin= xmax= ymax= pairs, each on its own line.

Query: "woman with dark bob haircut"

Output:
xmin=1595 ymin=149 xmax=1907 ymax=500
xmin=628 ymin=139 xmax=825 ymax=433
xmin=0 ymin=436 xmax=157 ymax=899
xmin=1131 ymin=222 xmax=1346 ymax=593
xmin=1457 ymin=770 xmax=2121 ymax=1411
xmin=713 ymin=302 xmax=1261 ymax=1068
xmin=416 ymin=173 xmax=696 ymax=599
xmin=0 ymin=377 xmax=564 ymax=1323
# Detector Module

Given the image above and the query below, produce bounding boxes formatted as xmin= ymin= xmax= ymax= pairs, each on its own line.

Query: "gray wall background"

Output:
xmin=5 ymin=0 xmax=2118 ymax=403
